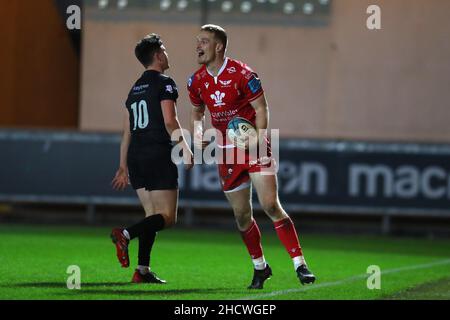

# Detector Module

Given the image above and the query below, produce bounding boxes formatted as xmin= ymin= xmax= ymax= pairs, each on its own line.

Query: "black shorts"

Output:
xmin=127 ymin=143 xmax=178 ymax=191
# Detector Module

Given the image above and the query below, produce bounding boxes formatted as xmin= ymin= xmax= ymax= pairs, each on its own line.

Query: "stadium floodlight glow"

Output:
xmin=318 ymin=0 xmax=329 ymax=5
xmin=117 ymin=0 xmax=128 ymax=10
xmin=222 ymin=1 xmax=233 ymax=13
xmin=268 ymin=0 xmax=279 ymax=4
xmin=177 ymin=0 xmax=188 ymax=11
xmin=98 ymin=0 xmax=108 ymax=9
xmin=241 ymin=1 xmax=252 ymax=13
xmin=283 ymin=2 xmax=295 ymax=14
xmin=256 ymin=0 xmax=267 ymax=3
xmin=160 ymin=0 xmax=171 ymax=11
xmin=303 ymin=2 xmax=314 ymax=15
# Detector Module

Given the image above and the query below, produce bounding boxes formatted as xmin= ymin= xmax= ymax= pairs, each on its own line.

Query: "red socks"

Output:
xmin=274 ymin=217 xmax=303 ymax=258
xmin=240 ymin=219 xmax=264 ymax=259
xmin=240 ymin=217 xmax=303 ymax=263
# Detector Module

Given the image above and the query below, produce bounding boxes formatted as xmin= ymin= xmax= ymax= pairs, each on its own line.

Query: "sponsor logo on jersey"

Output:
xmin=247 ymin=76 xmax=262 ymax=94
xmin=205 ymin=82 xmax=210 ymax=89
xmin=133 ymin=84 xmax=149 ymax=92
xmin=210 ymin=91 xmax=225 ymax=107
xmin=227 ymin=67 xmax=236 ymax=74
xmin=165 ymin=85 xmax=174 ymax=93
xmin=211 ymin=109 xmax=238 ymax=121
xmin=219 ymin=80 xmax=232 ymax=87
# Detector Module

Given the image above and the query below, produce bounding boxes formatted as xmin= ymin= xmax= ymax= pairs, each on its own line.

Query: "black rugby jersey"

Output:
xmin=125 ymin=70 xmax=178 ymax=146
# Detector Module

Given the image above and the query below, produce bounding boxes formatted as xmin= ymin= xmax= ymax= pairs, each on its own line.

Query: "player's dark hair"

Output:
xmin=135 ymin=33 xmax=163 ymax=68
xmin=201 ymin=24 xmax=228 ymax=52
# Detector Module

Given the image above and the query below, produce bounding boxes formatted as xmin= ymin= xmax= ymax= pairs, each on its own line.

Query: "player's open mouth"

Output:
xmin=198 ymin=51 xmax=205 ymax=57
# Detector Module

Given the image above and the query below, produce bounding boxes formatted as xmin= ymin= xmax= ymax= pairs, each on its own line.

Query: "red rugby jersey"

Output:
xmin=187 ymin=57 xmax=264 ymax=142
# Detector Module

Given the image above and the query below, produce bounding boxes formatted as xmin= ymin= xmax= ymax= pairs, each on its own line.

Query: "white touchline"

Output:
xmin=235 ymin=259 xmax=450 ymax=300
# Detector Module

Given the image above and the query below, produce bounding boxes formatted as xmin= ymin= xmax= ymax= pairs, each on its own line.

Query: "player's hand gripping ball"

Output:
xmin=227 ymin=117 xmax=258 ymax=150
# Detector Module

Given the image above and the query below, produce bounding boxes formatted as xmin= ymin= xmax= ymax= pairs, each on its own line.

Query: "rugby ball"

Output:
xmin=227 ymin=117 xmax=257 ymax=148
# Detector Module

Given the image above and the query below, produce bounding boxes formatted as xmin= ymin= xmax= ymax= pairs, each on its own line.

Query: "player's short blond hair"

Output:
xmin=201 ymin=24 xmax=228 ymax=52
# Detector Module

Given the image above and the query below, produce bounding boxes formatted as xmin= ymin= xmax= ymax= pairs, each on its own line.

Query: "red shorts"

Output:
xmin=217 ymin=141 xmax=276 ymax=193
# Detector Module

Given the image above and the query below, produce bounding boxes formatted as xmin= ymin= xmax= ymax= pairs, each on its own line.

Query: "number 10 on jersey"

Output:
xmin=130 ymin=100 xmax=149 ymax=130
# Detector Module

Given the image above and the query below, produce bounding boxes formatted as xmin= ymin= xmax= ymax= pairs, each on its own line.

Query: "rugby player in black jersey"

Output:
xmin=110 ymin=34 xmax=193 ymax=283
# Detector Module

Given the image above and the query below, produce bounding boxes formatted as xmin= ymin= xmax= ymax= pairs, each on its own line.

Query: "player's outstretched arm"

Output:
xmin=112 ymin=109 xmax=131 ymax=191
xmin=190 ymin=104 xmax=209 ymax=150
xmin=162 ymin=100 xmax=194 ymax=170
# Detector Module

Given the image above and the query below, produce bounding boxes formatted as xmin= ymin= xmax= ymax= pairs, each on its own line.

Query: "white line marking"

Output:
xmin=236 ymin=259 xmax=450 ymax=300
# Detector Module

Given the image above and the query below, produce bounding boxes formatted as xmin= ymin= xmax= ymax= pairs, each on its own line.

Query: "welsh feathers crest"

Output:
xmin=210 ymin=91 xmax=225 ymax=107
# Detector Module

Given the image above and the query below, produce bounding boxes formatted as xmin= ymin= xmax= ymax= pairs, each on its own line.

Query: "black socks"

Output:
xmin=126 ymin=214 xmax=166 ymax=240
xmin=126 ymin=214 xmax=166 ymax=268
xmin=138 ymin=231 xmax=157 ymax=267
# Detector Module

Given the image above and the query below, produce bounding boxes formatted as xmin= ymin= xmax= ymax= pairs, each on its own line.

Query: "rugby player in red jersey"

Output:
xmin=187 ymin=25 xmax=315 ymax=289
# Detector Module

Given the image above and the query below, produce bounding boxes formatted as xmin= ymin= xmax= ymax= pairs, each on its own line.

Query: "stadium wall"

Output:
xmin=0 ymin=0 xmax=79 ymax=128
xmin=79 ymin=0 xmax=450 ymax=143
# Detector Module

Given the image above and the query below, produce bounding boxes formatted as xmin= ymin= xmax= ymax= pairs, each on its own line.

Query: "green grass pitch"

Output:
xmin=0 ymin=224 xmax=449 ymax=300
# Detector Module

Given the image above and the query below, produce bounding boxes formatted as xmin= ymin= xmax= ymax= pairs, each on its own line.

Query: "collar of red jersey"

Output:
xmin=206 ymin=57 xmax=229 ymax=79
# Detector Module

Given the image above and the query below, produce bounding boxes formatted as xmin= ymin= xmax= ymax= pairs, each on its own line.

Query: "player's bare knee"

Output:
xmin=235 ymin=219 xmax=252 ymax=231
xmin=234 ymin=210 xmax=252 ymax=230
xmin=144 ymin=210 xmax=155 ymax=217
xmin=262 ymin=201 xmax=283 ymax=218
xmin=262 ymin=201 xmax=276 ymax=215
xmin=161 ymin=211 xmax=177 ymax=228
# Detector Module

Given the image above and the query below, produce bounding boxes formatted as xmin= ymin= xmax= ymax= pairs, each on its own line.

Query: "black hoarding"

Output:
xmin=1 ymin=130 xmax=449 ymax=216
